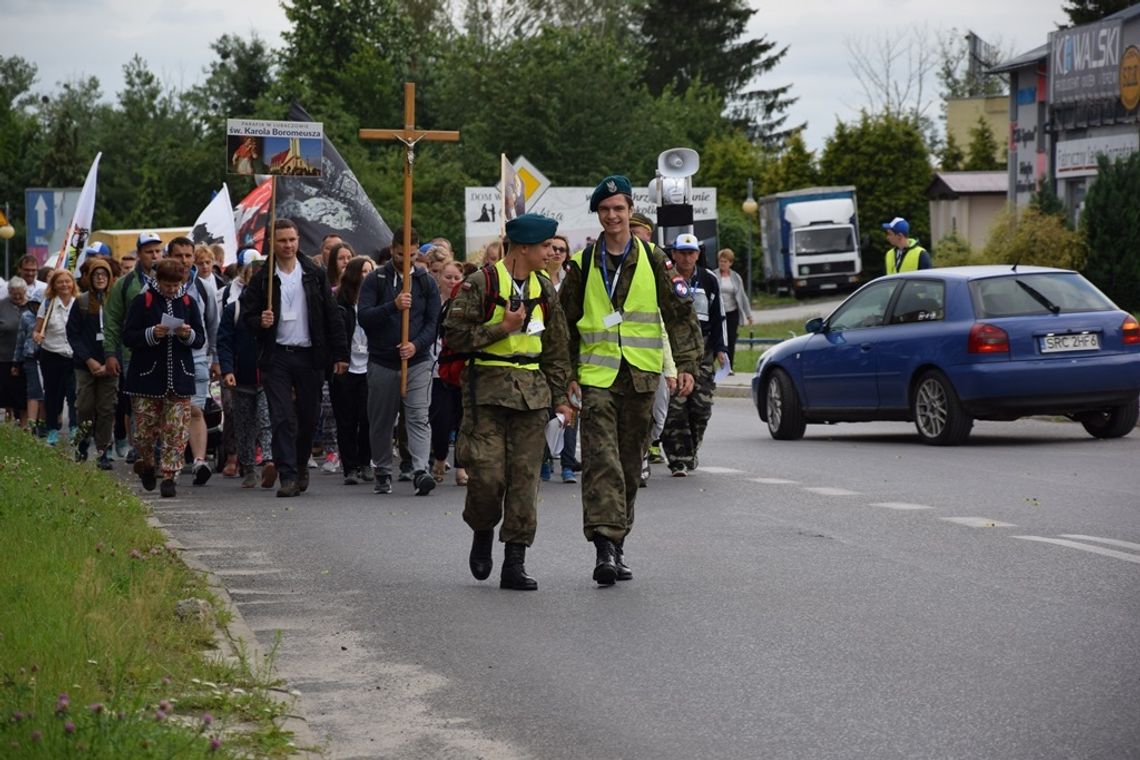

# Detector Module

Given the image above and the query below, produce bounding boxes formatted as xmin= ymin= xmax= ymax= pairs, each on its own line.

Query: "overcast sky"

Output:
xmin=8 ymin=0 xmax=1065 ymax=154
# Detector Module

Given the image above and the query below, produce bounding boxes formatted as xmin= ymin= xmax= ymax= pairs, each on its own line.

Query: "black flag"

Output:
xmin=278 ymin=102 xmax=393 ymax=260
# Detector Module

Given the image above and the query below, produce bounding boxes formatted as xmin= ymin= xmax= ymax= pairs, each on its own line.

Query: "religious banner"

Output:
xmin=226 ymin=119 xmax=323 ymax=177
xmin=55 ymin=152 xmax=101 ymax=272
xmin=500 ymin=154 xmax=526 ymax=222
xmin=277 ymin=102 xmax=394 ymax=260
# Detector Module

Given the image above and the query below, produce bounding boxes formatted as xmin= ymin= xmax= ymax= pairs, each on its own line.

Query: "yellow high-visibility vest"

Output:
xmin=473 ymin=259 xmax=544 ymax=371
xmin=572 ymin=239 xmax=663 ymax=388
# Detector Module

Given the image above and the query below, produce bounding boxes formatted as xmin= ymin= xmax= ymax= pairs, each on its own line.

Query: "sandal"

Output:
xmin=454 ymin=467 xmax=469 ymax=486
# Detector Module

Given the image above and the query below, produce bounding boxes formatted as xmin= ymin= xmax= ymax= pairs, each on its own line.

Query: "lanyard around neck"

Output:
xmin=599 ymin=238 xmax=633 ymax=302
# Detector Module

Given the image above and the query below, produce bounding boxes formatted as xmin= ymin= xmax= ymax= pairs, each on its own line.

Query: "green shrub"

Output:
xmin=982 ymin=206 xmax=1086 ymax=270
xmin=931 ymin=232 xmax=973 ymax=267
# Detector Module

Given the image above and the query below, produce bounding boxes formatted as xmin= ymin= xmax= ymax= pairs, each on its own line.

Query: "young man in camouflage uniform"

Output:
xmin=444 ymin=213 xmax=574 ymax=590
xmin=560 ymin=176 xmax=703 ymax=586
xmin=659 ymin=233 xmax=729 ymax=475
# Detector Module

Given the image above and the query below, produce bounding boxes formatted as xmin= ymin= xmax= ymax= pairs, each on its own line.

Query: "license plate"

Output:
xmin=819 ymin=283 xmax=837 ymax=290
xmin=1040 ymin=333 xmax=1100 ymax=353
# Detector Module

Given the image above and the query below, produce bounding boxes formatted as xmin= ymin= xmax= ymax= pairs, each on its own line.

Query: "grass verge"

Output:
xmin=732 ymin=318 xmax=805 ymax=373
xmin=0 ymin=424 xmax=299 ymax=758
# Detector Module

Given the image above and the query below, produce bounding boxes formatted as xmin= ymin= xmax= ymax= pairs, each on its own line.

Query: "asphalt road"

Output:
xmin=144 ymin=402 xmax=1140 ymax=760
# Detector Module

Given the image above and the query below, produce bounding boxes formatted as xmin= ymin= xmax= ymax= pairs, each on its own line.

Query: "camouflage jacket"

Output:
xmin=560 ymin=238 xmax=703 ymax=393
xmin=442 ymin=268 xmax=572 ymax=411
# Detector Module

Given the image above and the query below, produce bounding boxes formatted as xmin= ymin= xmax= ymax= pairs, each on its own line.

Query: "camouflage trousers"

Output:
xmin=579 ymin=381 xmax=655 ymax=543
xmin=457 ymin=404 xmax=547 ymax=546
xmin=660 ymin=362 xmax=715 ymax=469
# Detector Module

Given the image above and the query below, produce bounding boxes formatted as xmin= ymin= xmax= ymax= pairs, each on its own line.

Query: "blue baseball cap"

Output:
xmin=882 ymin=217 xmax=909 ymax=235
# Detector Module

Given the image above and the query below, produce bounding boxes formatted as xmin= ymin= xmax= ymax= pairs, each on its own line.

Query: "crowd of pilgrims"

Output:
xmin=0 ymin=231 xmax=581 ymax=498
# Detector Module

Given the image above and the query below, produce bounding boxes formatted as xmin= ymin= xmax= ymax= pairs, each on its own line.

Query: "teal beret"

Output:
xmin=589 ymin=175 xmax=633 ymax=212
xmin=504 ymin=213 xmax=559 ymax=245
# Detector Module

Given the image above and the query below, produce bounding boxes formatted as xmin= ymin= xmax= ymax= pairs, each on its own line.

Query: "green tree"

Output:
xmin=0 ymin=56 xmax=42 ymax=270
xmin=634 ymin=0 xmax=798 ymax=145
xmin=1062 ymin=0 xmax=1139 ymax=25
xmin=937 ymin=29 xmax=1008 ymax=99
xmin=432 ymin=26 xmax=725 ymax=187
xmin=938 ymin=132 xmax=965 ymax=171
xmin=1029 ymin=175 xmax=1066 ymax=219
xmin=767 ymin=131 xmax=818 ymax=192
xmin=34 ymin=77 xmax=107 ymax=188
xmin=963 ymin=116 xmax=1003 ymax=170
xmin=1080 ymin=152 xmax=1140 ymax=309
xmin=818 ymin=112 xmax=932 ymax=278
xmin=95 ymin=57 xmax=217 ymax=229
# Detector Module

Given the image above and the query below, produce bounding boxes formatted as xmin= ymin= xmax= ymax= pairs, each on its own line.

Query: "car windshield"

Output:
xmin=970 ymin=272 xmax=1117 ymax=317
xmin=793 ymin=227 xmax=854 ymax=255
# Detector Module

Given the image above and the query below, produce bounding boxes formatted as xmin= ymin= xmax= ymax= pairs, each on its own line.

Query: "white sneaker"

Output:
xmin=321 ymin=453 xmax=340 ymax=473
xmin=307 ymin=456 xmax=319 ymax=469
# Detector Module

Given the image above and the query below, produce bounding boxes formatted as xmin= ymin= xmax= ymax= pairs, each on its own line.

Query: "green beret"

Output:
xmin=504 ymin=213 xmax=559 ymax=245
xmin=589 ymin=175 xmax=633 ymax=212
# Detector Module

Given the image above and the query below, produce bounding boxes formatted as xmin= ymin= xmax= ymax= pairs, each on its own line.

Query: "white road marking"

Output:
xmin=869 ymin=502 xmax=935 ymax=511
xmin=1059 ymin=535 xmax=1140 ymax=553
xmin=803 ymin=487 xmax=860 ymax=496
xmin=748 ymin=477 xmax=800 ymax=485
xmin=698 ymin=466 xmax=744 ymax=474
xmin=1012 ymin=536 xmax=1140 ymax=565
xmin=940 ymin=517 xmax=1017 ymax=528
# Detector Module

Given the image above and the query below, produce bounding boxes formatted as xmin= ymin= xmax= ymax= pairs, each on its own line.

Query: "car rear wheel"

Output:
xmin=1079 ymin=398 xmax=1139 ymax=439
xmin=912 ymin=370 xmax=973 ymax=445
xmin=765 ymin=369 xmax=806 ymax=440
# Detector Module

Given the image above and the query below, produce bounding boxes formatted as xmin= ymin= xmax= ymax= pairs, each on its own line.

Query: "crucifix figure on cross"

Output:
xmin=360 ymin=82 xmax=460 ymax=395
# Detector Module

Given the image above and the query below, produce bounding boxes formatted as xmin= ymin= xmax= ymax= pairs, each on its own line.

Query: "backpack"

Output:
xmin=437 ymin=264 xmax=550 ymax=388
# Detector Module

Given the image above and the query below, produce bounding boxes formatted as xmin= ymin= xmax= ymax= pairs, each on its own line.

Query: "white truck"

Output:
xmin=758 ymin=186 xmax=862 ymax=297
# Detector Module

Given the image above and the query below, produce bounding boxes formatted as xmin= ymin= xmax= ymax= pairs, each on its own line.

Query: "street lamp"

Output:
xmin=741 ymin=179 xmax=758 ymax=301
xmin=0 ymin=203 xmax=15 ymax=280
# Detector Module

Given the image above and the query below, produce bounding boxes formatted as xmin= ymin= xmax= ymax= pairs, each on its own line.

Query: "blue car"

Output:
xmin=752 ymin=266 xmax=1140 ymax=445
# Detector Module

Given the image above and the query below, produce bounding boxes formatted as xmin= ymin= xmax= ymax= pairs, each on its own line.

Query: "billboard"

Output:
xmin=464 ymin=186 xmax=718 ymax=259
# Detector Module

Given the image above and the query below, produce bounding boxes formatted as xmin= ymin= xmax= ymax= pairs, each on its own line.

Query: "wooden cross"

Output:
xmin=360 ymin=82 xmax=460 ymax=395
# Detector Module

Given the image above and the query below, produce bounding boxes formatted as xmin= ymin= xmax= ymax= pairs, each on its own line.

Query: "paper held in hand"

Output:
xmin=160 ymin=314 xmax=185 ymax=330
xmin=544 ymin=412 xmax=566 ymax=458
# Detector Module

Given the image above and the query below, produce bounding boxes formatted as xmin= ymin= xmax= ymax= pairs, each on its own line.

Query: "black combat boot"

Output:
xmin=469 ymin=530 xmax=494 ymax=580
xmin=614 ymin=539 xmax=633 ymax=581
xmin=500 ymin=543 xmax=537 ymax=590
xmin=592 ymin=536 xmax=618 ymax=586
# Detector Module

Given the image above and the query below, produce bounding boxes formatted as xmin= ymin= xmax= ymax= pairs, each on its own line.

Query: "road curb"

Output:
xmin=715 ymin=383 xmax=753 ymax=399
xmin=139 ymin=504 xmax=325 ymax=758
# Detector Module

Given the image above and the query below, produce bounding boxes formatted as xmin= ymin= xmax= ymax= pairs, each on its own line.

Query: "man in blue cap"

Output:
xmin=882 ymin=217 xmax=931 ymax=274
xmin=560 ymin=175 xmax=703 ymax=585
xmin=444 ymin=212 xmax=574 ymax=590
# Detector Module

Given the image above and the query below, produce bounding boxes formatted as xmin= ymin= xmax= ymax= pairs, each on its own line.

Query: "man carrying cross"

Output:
xmin=357 ymin=226 xmax=439 ymax=496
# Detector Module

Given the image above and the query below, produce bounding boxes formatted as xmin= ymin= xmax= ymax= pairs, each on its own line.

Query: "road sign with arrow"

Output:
xmin=25 ymin=187 xmax=80 ymax=264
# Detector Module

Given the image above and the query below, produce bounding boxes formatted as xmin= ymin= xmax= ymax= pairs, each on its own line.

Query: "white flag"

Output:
xmin=191 ymin=183 xmax=239 ymax=266
xmin=56 ymin=152 xmax=101 ymax=273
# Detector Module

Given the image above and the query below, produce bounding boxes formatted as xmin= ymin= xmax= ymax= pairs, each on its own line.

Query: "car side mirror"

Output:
xmin=805 ymin=317 xmax=824 ymax=334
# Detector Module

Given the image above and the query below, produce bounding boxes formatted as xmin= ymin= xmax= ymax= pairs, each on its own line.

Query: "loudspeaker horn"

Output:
xmin=657 ymin=148 xmax=699 ymax=177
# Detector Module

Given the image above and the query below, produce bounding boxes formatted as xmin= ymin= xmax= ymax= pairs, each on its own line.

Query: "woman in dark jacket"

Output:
xmin=66 ymin=258 xmax=117 ymax=468
xmin=122 ymin=259 xmax=205 ymax=498
xmin=330 ymin=256 xmax=374 ymax=485
xmin=218 ymin=258 xmax=275 ymax=489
